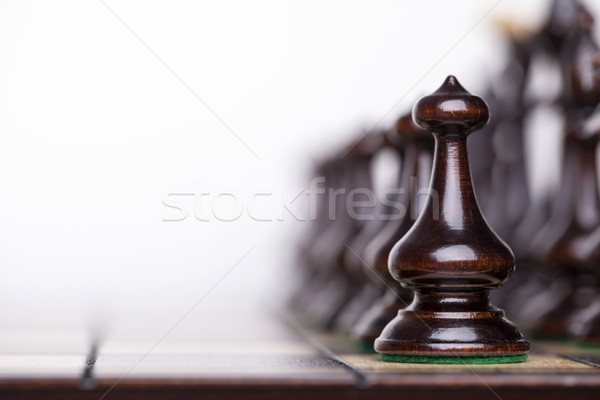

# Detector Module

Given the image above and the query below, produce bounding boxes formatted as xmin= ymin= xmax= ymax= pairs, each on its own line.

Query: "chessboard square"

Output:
xmin=94 ymin=354 xmax=348 ymax=378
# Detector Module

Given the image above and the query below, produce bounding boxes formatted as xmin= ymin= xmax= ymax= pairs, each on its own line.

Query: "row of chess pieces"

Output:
xmin=289 ymin=0 xmax=600 ymax=350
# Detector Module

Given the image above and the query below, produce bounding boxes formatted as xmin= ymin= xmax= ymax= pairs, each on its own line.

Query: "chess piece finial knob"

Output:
xmin=413 ymin=75 xmax=489 ymax=134
xmin=374 ymin=76 xmax=529 ymax=363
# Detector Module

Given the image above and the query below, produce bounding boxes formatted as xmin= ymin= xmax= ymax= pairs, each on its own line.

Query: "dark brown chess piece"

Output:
xmin=488 ymin=0 xmax=586 ymax=248
xmin=518 ymin=6 xmax=600 ymax=338
xmin=305 ymin=132 xmax=383 ymax=329
xmin=526 ymin=124 xmax=600 ymax=337
xmin=565 ymin=108 xmax=600 ymax=343
xmin=572 ymin=228 xmax=600 ymax=343
xmin=332 ymin=133 xmax=398 ymax=332
xmin=485 ymin=33 xmax=535 ymax=310
xmin=537 ymin=0 xmax=589 ymax=56
xmin=573 ymin=297 xmax=600 ymax=345
xmin=289 ymin=159 xmax=331 ymax=294
xmin=290 ymin=156 xmax=343 ymax=313
xmin=498 ymin=0 xmax=591 ymax=323
xmin=483 ymin=38 xmax=531 ymax=241
xmin=522 ymin=122 xmax=600 ymax=337
xmin=374 ymin=76 xmax=529 ymax=363
xmin=353 ymin=113 xmax=433 ymax=345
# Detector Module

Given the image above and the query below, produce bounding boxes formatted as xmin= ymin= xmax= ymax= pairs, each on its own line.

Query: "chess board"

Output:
xmin=1 ymin=315 xmax=600 ymax=400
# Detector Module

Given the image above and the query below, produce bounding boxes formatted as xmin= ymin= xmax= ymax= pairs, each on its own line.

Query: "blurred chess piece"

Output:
xmin=484 ymin=31 xmax=534 ymax=310
xmin=353 ymin=113 xmax=433 ymax=345
xmin=520 ymin=8 xmax=600 ymax=337
xmin=507 ymin=0 xmax=595 ymax=328
xmin=303 ymin=132 xmax=383 ymax=329
xmin=333 ymin=131 xmax=396 ymax=332
xmin=568 ymin=106 xmax=600 ymax=343
xmin=289 ymin=155 xmax=342 ymax=313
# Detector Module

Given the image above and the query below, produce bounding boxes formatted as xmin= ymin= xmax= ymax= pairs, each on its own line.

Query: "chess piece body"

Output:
xmin=374 ymin=76 xmax=529 ymax=363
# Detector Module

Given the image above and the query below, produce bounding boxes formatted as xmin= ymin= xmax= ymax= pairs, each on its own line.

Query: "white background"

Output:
xmin=0 ymin=0 xmax=598 ymax=348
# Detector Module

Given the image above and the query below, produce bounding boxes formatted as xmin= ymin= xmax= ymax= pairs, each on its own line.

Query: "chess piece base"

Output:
xmin=374 ymin=292 xmax=530 ymax=361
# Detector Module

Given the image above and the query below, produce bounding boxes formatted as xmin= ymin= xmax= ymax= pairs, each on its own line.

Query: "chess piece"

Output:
xmin=374 ymin=76 xmax=529 ymax=363
xmin=483 ymin=36 xmax=531 ymax=241
xmin=525 ymin=122 xmax=600 ymax=337
xmin=517 ymin=6 xmax=600 ymax=337
xmin=353 ymin=113 xmax=433 ymax=345
xmin=485 ymin=34 xmax=535 ymax=309
xmin=305 ymin=132 xmax=383 ymax=329
xmin=574 ymin=296 xmax=600 ymax=345
xmin=538 ymin=0 xmax=589 ymax=56
xmin=497 ymin=0 xmax=591 ymax=323
xmin=290 ymin=156 xmax=343 ymax=312
xmin=566 ymin=109 xmax=600 ymax=343
xmin=471 ymin=7 xmax=536 ymax=230
xmin=333 ymin=132 xmax=396 ymax=331
xmin=572 ymin=229 xmax=600 ymax=344
xmin=522 ymin=118 xmax=600 ymax=337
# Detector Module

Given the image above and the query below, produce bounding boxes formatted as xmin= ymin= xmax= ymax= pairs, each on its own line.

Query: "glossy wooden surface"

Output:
xmin=375 ymin=76 xmax=529 ymax=358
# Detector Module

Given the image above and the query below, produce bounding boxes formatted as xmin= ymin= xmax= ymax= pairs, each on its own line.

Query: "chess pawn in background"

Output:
xmin=353 ymin=113 xmax=433 ymax=345
xmin=524 ymin=116 xmax=600 ymax=337
xmin=289 ymin=157 xmax=339 ymax=310
xmin=497 ymin=0 xmax=592 ymax=321
xmin=304 ymin=132 xmax=383 ymax=329
xmin=517 ymin=7 xmax=600 ymax=337
xmin=565 ymin=108 xmax=600 ymax=343
xmin=332 ymin=132 xmax=398 ymax=332
xmin=572 ymin=229 xmax=600 ymax=344
xmin=481 ymin=31 xmax=534 ymax=311
xmin=521 ymin=106 xmax=600 ymax=334
xmin=291 ymin=155 xmax=346 ymax=314
xmin=574 ymin=293 xmax=600 ymax=345
xmin=374 ymin=76 xmax=529 ymax=363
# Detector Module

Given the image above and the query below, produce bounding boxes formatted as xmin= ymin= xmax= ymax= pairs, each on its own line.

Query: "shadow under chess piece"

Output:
xmin=353 ymin=113 xmax=433 ymax=346
xmin=374 ymin=76 xmax=529 ymax=364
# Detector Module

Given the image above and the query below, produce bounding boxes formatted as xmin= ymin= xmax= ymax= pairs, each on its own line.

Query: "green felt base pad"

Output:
xmin=381 ymin=353 xmax=528 ymax=364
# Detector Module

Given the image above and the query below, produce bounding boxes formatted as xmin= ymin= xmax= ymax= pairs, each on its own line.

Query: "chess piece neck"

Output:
xmin=427 ymin=134 xmax=482 ymax=229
